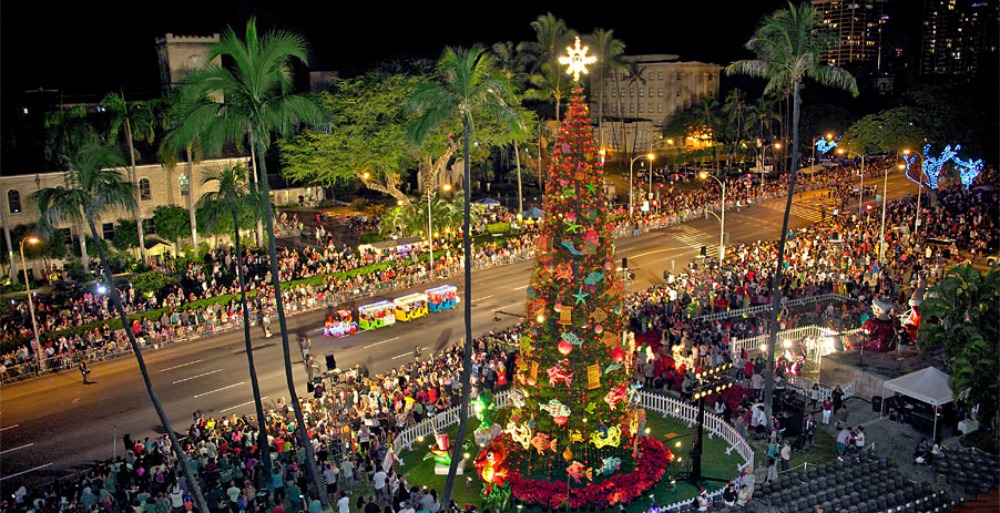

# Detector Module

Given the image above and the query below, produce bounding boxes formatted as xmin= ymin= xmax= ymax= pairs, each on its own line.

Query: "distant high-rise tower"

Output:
xmin=920 ymin=0 xmax=999 ymax=79
xmin=813 ymin=0 xmax=890 ymax=67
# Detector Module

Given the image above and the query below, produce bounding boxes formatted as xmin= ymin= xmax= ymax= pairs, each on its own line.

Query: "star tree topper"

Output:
xmin=559 ymin=36 xmax=597 ymax=82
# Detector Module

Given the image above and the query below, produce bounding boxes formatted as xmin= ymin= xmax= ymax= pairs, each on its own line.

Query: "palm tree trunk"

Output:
xmin=253 ymin=131 xmax=327 ymax=508
xmin=514 ymin=140 xmax=523 ymax=213
xmin=85 ymin=215 xmax=209 ymax=513
xmin=763 ymin=81 xmax=802 ymax=420
xmin=185 ymin=148 xmax=199 ymax=251
xmin=249 ymin=138 xmax=265 ymax=247
xmin=233 ymin=208 xmax=273 ymax=489
xmin=442 ymin=119 xmax=475 ymax=506
xmin=2 ymin=197 xmax=17 ymax=284
xmin=125 ymin=125 xmax=147 ymax=265
xmin=77 ymin=217 xmax=90 ymax=272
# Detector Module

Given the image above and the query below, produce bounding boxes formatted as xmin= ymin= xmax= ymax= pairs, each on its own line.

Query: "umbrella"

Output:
xmin=474 ymin=197 xmax=501 ymax=206
xmin=521 ymin=207 xmax=543 ymax=219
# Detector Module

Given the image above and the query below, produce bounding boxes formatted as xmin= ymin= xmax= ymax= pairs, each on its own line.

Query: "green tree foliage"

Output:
xmin=129 ymin=271 xmax=180 ymax=297
xmin=918 ymin=263 xmax=1000 ymax=433
xmin=280 ymin=68 xmax=434 ymax=204
xmin=152 ymin=205 xmax=191 ymax=244
xmin=113 ymin=218 xmax=140 ymax=249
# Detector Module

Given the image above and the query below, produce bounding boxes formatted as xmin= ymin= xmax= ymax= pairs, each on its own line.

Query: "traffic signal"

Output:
xmin=622 ymin=257 xmax=628 ymax=269
xmin=700 ymin=245 xmax=707 ymax=257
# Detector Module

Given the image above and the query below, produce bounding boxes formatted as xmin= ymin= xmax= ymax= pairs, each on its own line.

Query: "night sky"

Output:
xmin=2 ymin=0 xmax=793 ymax=102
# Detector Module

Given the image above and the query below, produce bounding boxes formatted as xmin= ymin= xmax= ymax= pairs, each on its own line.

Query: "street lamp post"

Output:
xmin=699 ymin=171 xmax=726 ymax=261
xmin=19 ymin=236 xmax=43 ymax=373
xmin=648 ymin=153 xmax=656 ymax=211
xmin=838 ymin=148 xmax=867 ymax=217
xmin=629 ymin=153 xmax=654 ymax=215
xmin=689 ymin=363 xmax=734 ymax=485
xmin=903 ymin=149 xmax=923 ymax=240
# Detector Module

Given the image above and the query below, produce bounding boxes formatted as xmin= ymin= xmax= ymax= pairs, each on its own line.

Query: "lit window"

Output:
xmin=139 ymin=178 xmax=151 ymax=200
xmin=180 ymin=174 xmax=190 ymax=196
xmin=7 ymin=190 xmax=21 ymax=214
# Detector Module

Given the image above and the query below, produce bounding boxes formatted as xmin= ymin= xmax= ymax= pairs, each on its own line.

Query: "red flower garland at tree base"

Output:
xmin=484 ymin=435 xmax=672 ymax=510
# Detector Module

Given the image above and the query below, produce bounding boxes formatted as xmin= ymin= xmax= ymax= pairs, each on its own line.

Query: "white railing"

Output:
xmin=695 ymin=294 xmax=854 ymax=322
xmin=391 ymin=389 xmax=754 ymax=512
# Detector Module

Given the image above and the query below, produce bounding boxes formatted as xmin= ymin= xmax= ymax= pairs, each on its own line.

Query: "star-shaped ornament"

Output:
xmin=559 ymin=37 xmax=597 ymax=82
xmin=573 ymin=287 xmax=590 ymax=305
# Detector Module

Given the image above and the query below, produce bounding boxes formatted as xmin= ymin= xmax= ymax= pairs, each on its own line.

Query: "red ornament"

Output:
xmin=558 ymin=340 xmax=573 ymax=356
xmin=611 ymin=346 xmax=625 ymax=363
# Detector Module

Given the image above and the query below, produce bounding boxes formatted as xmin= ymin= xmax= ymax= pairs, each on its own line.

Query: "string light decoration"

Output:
xmin=814 ymin=135 xmax=839 ymax=154
xmin=904 ymin=144 xmax=959 ymax=190
xmin=951 ymin=155 xmax=984 ymax=188
xmin=558 ymin=36 xmax=597 ymax=82
xmin=474 ymin=44 xmax=670 ymax=508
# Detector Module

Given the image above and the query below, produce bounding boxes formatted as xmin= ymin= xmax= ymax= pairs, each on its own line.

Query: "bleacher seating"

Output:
xmin=931 ymin=449 xmax=1000 ymax=500
xmin=696 ymin=451 xmax=953 ymax=513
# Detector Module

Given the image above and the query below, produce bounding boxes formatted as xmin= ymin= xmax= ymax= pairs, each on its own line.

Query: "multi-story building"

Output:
xmin=813 ymin=0 xmax=890 ymax=67
xmin=920 ymin=0 xmax=999 ymax=79
xmin=589 ymin=54 xmax=722 ymax=158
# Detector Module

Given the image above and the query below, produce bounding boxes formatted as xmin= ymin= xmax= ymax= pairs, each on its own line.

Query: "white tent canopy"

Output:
xmin=883 ymin=366 xmax=953 ymax=406
xmin=881 ymin=366 xmax=953 ymax=440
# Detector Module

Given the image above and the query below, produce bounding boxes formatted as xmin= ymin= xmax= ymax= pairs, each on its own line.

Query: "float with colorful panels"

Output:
xmin=394 ymin=293 xmax=429 ymax=322
xmin=426 ymin=285 xmax=459 ymax=312
xmin=323 ymin=309 xmax=357 ymax=338
xmin=358 ymin=300 xmax=397 ymax=331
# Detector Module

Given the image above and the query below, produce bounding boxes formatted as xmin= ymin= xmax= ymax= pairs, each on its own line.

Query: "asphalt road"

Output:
xmin=0 ymin=173 xmax=918 ymax=492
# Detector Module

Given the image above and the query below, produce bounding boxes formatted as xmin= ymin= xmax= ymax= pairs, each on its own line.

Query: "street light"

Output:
xmin=877 ymin=164 xmax=906 ymax=264
xmin=647 ymin=153 xmax=657 ymax=211
xmin=19 ymin=236 xmax=43 ymax=374
xmin=699 ymin=171 xmax=726 ymax=261
xmin=837 ymin=147 xmax=867 ymax=217
xmin=903 ymin=149 xmax=924 ymax=239
xmin=629 ymin=153 xmax=654 ymax=215
xmin=427 ymin=183 xmax=453 ymax=277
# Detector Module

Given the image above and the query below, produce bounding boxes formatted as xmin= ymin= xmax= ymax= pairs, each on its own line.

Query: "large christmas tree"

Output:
xmin=475 ymin=40 xmax=669 ymax=510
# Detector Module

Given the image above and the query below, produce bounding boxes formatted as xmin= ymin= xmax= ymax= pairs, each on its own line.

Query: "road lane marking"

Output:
xmin=221 ymin=397 xmax=268 ymax=413
xmin=513 ymin=285 xmax=528 ymax=290
xmin=172 ymin=369 xmax=224 ymax=384
xmin=363 ymin=337 xmax=400 ymax=349
xmin=159 ymin=360 xmax=203 ymax=372
xmin=0 ymin=443 xmax=34 ymax=455
xmin=0 ymin=424 xmax=19 ymax=432
xmin=631 ymin=247 xmax=691 ymax=258
xmin=194 ymin=382 xmax=245 ymax=399
xmin=391 ymin=348 xmax=425 ymax=360
xmin=0 ymin=463 xmax=52 ymax=481
xmin=473 ymin=295 xmax=495 ymax=302
xmin=497 ymin=303 xmax=523 ymax=311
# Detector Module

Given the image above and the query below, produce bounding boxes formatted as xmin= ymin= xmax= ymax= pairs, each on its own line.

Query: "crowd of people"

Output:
xmin=3 ymin=162 xmax=997 ymax=513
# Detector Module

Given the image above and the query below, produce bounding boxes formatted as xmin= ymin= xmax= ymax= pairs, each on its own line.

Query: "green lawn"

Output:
xmin=392 ymin=413 xmax=744 ymax=512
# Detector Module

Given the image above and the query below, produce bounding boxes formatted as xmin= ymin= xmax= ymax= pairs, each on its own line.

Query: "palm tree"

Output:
xmin=29 ymin=132 xmax=210 ymax=513
xmin=726 ymin=1 xmax=858 ymax=418
xmin=584 ymin=29 xmax=626 ymax=153
xmin=196 ymin=164 xmax=273 ymax=487
xmin=698 ymin=95 xmax=720 ymax=172
xmin=100 ymin=92 xmax=159 ymax=265
xmin=42 ymin=104 xmax=93 ymax=272
xmin=407 ymin=45 xmax=520 ymax=506
xmin=722 ymin=88 xmax=749 ymax=168
xmin=490 ymin=41 xmax=534 ymax=214
xmin=518 ymin=13 xmax=573 ymax=121
xmin=169 ymin=17 xmax=329 ymax=505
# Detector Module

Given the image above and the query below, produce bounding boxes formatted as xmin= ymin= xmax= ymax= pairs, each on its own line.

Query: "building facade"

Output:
xmin=813 ymin=0 xmax=890 ymax=67
xmin=588 ymin=54 xmax=722 ymax=157
xmin=920 ymin=0 xmax=999 ymax=79
xmin=155 ymin=33 xmax=220 ymax=95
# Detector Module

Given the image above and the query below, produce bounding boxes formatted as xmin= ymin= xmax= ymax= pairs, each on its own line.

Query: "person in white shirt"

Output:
xmin=373 ymin=468 xmax=388 ymax=502
xmin=854 ymin=426 xmax=866 ymax=451
xmin=335 ymin=492 xmax=350 ymax=513
xmin=398 ymin=501 xmax=416 ymax=513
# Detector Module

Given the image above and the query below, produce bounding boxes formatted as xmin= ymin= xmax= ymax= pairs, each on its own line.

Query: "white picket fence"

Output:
xmin=391 ymin=389 xmax=754 ymax=512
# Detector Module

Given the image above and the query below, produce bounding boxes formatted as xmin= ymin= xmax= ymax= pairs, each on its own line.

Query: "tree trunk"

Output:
xmin=78 ymin=217 xmax=90 ymax=272
xmin=85 ymin=215 xmax=209 ymax=513
xmin=249 ymin=141 xmax=265 ymax=247
xmin=1 ymin=191 xmax=16 ymax=284
xmin=442 ymin=118 xmax=475 ymax=507
xmin=763 ymin=81 xmax=802 ymax=420
xmin=233 ymin=208 xmax=273 ymax=489
xmin=253 ymin=130 xmax=328 ymax=508
xmin=125 ymin=124 xmax=147 ymax=265
xmin=514 ymin=140 xmax=524 ymax=214
xmin=185 ymin=148 xmax=199 ymax=252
